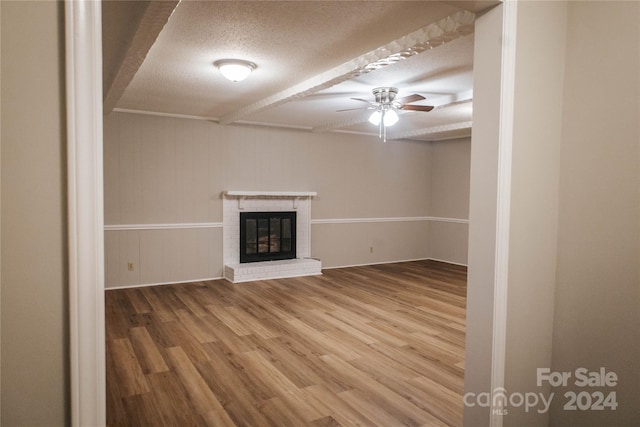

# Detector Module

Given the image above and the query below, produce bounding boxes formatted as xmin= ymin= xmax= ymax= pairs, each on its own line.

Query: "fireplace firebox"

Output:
xmin=240 ymin=211 xmax=296 ymax=263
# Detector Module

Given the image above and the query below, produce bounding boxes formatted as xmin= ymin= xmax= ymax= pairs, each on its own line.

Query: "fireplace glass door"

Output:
xmin=240 ymin=211 xmax=296 ymax=263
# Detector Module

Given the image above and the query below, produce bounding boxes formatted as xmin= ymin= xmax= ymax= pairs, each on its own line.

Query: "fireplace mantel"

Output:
xmin=222 ymin=191 xmax=317 ymax=210
xmin=222 ymin=191 xmax=317 ymax=198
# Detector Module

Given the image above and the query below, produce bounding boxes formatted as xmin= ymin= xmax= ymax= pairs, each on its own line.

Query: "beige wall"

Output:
xmin=1 ymin=1 xmax=69 ymax=425
xmin=428 ymin=138 xmax=470 ymax=265
xmin=550 ymin=2 xmax=640 ymax=425
xmin=104 ymin=112 xmax=434 ymax=224
xmin=429 ymin=138 xmax=471 ymax=219
xmin=104 ymin=112 xmax=471 ymax=287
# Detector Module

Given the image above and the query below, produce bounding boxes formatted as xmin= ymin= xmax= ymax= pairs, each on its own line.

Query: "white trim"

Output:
xmin=391 ymin=121 xmax=473 ymax=141
xmin=105 ymin=276 xmax=224 ymax=290
xmin=65 ymin=1 xmax=105 ymax=426
xmin=0 ymin=2 xmax=3 ymax=418
xmin=223 ymin=190 xmax=317 ymax=198
xmin=426 ymin=257 xmax=468 ymax=268
xmin=113 ymin=108 xmax=324 ymax=132
xmin=104 ymin=257 xmax=465 ymax=289
xmin=102 ymin=216 xmax=469 ymax=232
xmin=490 ymin=2 xmax=517 ymax=427
xmin=104 ymin=222 xmax=223 ymax=231
xmin=321 ymin=258 xmax=422 ymax=270
xmin=323 ymin=258 xmax=467 ymax=271
xmin=233 ymin=119 xmax=313 ymax=131
xmin=311 ymin=216 xmax=469 ymax=225
xmin=229 ymin=271 xmax=321 ymax=284
xmin=113 ymin=107 xmax=221 ymax=122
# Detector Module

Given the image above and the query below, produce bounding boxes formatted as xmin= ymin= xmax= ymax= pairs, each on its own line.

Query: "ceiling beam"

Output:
xmin=219 ymin=10 xmax=475 ymax=125
xmin=428 ymin=90 xmax=473 ymax=108
xmin=389 ymin=120 xmax=473 ymax=140
xmin=311 ymin=112 xmax=373 ymax=134
xmin=103 ymin=0 xmax=180 ymax=114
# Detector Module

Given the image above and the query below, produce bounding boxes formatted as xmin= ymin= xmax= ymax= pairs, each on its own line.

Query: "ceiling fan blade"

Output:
xmin=401 ymin=104 xmax=434 ymax=112
xmin=350 ymin=97 xmax=375 ymax=104
xmin=395 ymin=94 xmax=426 ymax=104
xmin=336 ymin=107 xmax=370 ymax=112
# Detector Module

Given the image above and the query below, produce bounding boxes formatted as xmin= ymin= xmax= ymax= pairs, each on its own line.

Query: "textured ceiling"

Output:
xmin=105 ymin=0 xmax=500 ymax=142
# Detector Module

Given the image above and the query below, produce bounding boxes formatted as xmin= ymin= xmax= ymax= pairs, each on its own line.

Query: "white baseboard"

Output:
xmin=426 ymin=257 xmax=468 ymax=267
xmin=322 ymin=257 xmax=468 ymax=271
xmin=320 ymin=257 xmax=431 ymax=270
xmin=105 ymin=276 xmax=224 ymax=291
xmin=105 ymin=257 xmax=467 ymax=290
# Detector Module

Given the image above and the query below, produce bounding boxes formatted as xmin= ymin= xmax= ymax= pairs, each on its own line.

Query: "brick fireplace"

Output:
xmin=222 ymin=191 xmax=322 ymax=283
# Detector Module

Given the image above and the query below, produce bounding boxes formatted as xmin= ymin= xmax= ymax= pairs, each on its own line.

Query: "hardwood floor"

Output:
xmin=106 ymin=260 xmax=467 ymax=426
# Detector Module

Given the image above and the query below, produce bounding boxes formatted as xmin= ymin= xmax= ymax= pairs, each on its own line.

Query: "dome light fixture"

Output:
xmin=214 ymin=59 xmax=257 ymax=82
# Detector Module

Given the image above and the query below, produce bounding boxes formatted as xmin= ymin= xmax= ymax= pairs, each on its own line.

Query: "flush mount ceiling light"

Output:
xmin=214 ymin=59 xmax=257 ymax=82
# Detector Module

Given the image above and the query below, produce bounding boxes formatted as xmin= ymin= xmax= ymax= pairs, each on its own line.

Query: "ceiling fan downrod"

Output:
xmin=380 ymin=110 xmax=387 ymax=142
xmin=374 ymin=88 xmax=398 ymax=142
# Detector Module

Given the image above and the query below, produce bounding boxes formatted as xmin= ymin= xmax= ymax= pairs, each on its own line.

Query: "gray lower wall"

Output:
xmin=312 ymin=221 xmax=431 ymax=268
xmin=427 ymin=221 xmax=468 ymax=265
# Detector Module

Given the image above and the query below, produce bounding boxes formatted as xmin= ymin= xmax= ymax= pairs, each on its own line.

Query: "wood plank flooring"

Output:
xmin=106 ymin=260 xmax=467 ymax=427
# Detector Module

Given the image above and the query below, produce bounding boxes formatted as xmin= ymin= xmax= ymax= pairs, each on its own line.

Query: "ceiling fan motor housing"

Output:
xmin=373 ymin=87 xmax=398 ymax=104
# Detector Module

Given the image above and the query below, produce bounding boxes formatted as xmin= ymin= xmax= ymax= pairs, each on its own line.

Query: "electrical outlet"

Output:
xmin=370 ymin=246 xmax=374 ymax=253
xmin=128 ymin=262 xmax=134 ymax=271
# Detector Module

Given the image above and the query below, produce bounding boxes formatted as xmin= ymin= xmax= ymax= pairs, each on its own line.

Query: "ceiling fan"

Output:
xmin=338 ymin=87 xmax=434 ymax=142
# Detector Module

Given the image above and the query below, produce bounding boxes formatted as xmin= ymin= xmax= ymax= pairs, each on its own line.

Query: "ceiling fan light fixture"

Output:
xmin=341 ymin=87 xmax=432 ymax=142
xmin=368 ymin=108 xmax=399 ymax=127
xmin=383 ymin=109 xmax=399 ymax=126
xmin=368 ymin=110 xmax=382 ymax=126
xmin=214 ymin=59 xmax=257 ymax=82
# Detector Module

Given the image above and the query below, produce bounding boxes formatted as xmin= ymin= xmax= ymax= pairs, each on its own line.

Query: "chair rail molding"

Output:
xmin=311 ymin=216 xmax=469 ymax=225
xmin=104 ymin=222 xmax=223 ymax=231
